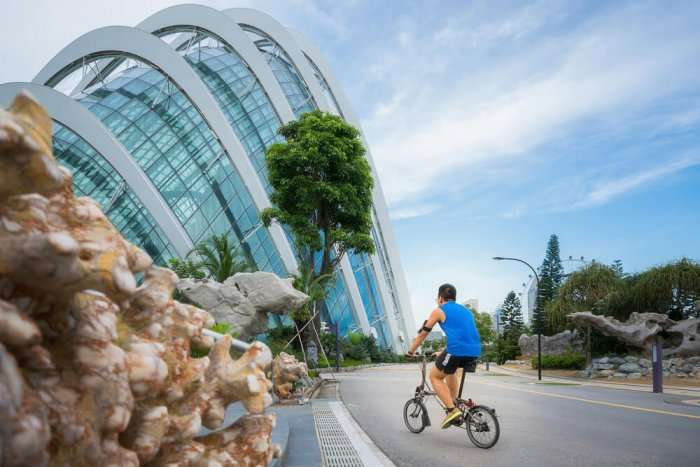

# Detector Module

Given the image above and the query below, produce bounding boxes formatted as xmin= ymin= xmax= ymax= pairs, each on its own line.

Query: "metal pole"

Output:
xmin=492 ymin=256 xmax=541 ymax=380
xmin=537 ymin=332 xmax=542 ymax=380
xmin=335 ymin=322 xmax=340 ymax=372
xmin=652 ymin=336 xmax=663 ymax=393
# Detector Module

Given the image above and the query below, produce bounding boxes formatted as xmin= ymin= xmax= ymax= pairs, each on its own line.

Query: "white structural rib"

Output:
xmin=140 ymin=5 xmax=371 ymax=334
xmin=0 ymin=82 xmax=192 ymax=257
xmin=136 ymin=4 xmax=296 ymax=124
xmin=289 ymin=27 xmax=417 ymax=340
xmin=32 ymin=25 xmax=298 ymax=274
xmin=225 ymin=8 xmax=415 ymax=349
xmin=224 ymin=7 xmax=379 ymax=336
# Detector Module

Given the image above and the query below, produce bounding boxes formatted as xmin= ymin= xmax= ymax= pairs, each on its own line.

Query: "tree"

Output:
xmin=628 ymin=258 xmax=700 ymax=320
xmin=261 ymin=111 xmax=375 ymax=344
xmin=499 ymin=291 xmax=524 ymax=342
xmin=189 ymin=233 xmax=253 ymax=282
xmin=261 ymin=110 xmax=375 ymax=279
xmin=471 ymin=310 xmax=495 ymax=344
xmin=611 ymin=259 xmax=625 ymax=277
xmin=534 ymin=234 xmax=564 ymax=334
xmin=546 ymin=262 xmax=621 ymax=333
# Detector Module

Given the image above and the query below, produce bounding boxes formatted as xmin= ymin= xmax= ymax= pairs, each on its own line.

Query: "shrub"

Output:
xmin=531 ymin=352 xmax=586 ymax=370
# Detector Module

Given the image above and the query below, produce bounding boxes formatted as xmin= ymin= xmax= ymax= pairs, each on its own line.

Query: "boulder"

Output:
xmin=609 ymin=356 xmax=626 ymax=365
xmin=595 ymin=357 xmax=610 ymax=364
xmin=518 ymin=329 xmax=583 ymax=357
xmin=624 ymin=356 xmax=639 ymax=363
xmin=638 ymin=358 xmax=652 ymax=368
xmin=627 ymin=373 xmax=642 ymax=379
xmin=178 ymin=273 xmax=309 ymax=339
xmin=0 ymin=94 xmax=278 ymax=467
xmin=227 ymin=272 xmax=308 ymax=314
xmin=612 ymin=373 xmax=627 ymax=378
xmin=570 ymin=311 xmax=700 ymax=357
xmin=272 ymin=352 xmax=308 ymax=399
xmin=617 ymin=363 xmax=642 ymax=374
xmin=593 ymin=363 xmax=614 ymax=370
xmin=598 ymin=369 xmax=615 ymax=377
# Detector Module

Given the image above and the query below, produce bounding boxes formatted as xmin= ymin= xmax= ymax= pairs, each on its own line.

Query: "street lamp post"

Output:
xmin=493 ymin=256 xmax=542 ymax=381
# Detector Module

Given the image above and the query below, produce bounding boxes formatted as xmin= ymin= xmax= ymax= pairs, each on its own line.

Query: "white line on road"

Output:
xmin=475 ymin=380 xmax=700 ymax=420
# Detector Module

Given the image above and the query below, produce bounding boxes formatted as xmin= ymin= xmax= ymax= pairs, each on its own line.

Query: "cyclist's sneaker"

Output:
xmin=441 ymin=407 xmax=462 ymax=429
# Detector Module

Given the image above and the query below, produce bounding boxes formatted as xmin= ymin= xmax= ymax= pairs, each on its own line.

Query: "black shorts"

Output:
xmin=435 ymin=351 xmax=478 ymax=375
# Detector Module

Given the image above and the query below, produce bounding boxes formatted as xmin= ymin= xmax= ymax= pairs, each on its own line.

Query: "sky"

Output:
xmin=2 ymin=0 xmax=699 ymax=327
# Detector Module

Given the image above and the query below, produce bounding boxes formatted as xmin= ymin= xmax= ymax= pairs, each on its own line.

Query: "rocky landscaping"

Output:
xmin=577 ymin=355 xmax=700 ymax=379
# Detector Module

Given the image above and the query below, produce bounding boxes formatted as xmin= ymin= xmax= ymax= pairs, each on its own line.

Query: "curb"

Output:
xmin=315 ymin=362 xmax=406 ymax=373
xmin=492 ymin=365 xmax=700 ymax=396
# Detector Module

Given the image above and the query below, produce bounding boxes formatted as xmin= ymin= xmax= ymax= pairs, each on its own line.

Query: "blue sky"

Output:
xmin=2 ymin=0 xmax=699 ymax=325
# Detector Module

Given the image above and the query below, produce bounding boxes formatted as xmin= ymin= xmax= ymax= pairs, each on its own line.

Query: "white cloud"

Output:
xmin=576 ymin=155 xmax=700 ymax=208
xmin=361 ymin=3 xmax=700 ymax=215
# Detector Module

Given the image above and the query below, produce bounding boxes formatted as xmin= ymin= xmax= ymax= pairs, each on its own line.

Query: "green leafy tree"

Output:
xmin=499 ymin=291 xmax=524 ymax=342
xmin=534 ymin=234 xmax=564 ymax=334
xmin=546 ymin=263 xmax=621 ymax=333
xmin=190 ymin=233 xmax=253 ymax=282
xmin=628 ymin=258 xmax=700 ymax=320
xmin=262 ymin=111 xmax=375 ymax=344
xmin=261 ymin=110 xmax=375 ymax=278
xmin=470 ymin=309 xmax=495 ymax=344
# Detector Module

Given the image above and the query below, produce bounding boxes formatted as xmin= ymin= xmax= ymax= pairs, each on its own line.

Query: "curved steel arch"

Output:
xmin=137 ymin=3 xmax=296 ymax=125
xmin=33 ymin=25 xmax=297 ymax=274
xmin=222 ymin=8 xmax=331 ymax=113
xmin=290 ymin=27 xmax=417 ymax=341
xmin=0 ymin=81 xmax=192 ymax=257
xmin=224 ymin=9 xmax=414 ymax=347
xmin=222 ymin=7 xmax=377 ymax=335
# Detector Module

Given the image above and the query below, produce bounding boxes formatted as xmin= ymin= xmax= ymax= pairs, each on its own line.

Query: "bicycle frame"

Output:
xmin=414 ymin=355 xmax=473 ymax=407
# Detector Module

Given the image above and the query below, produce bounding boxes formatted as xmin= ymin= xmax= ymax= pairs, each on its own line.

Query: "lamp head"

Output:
xmin=492 ymin=256 xmax=504 ymax=260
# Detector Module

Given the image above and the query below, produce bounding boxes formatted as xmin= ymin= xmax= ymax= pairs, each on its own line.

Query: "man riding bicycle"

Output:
xmin=407 ymin=283 xmax=481 ymax=429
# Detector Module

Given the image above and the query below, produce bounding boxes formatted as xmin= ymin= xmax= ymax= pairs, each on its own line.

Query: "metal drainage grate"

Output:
xmin=313 ymin=405 xmax=364 ymax=467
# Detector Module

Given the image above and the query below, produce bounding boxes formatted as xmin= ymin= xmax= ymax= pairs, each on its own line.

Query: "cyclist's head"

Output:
xmin=437 ymin=283 xmax=457 ymax=303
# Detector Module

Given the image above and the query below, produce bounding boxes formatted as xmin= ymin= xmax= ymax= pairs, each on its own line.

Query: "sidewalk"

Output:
xmin=490 ymin=365 xmax=700 ymax=396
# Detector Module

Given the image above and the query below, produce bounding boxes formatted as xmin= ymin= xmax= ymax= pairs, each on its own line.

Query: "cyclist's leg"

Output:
xmin=429 ymin=365 xmax=454 ymax=408
xmin=446 ymin=368 xmax=461 ymax=401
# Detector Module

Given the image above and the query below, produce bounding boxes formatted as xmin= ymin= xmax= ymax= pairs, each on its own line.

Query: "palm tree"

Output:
xmin=189 ymin=233 xmax=254 ymax=282
xmin=291 ymin=262 xmax=333 ymax=322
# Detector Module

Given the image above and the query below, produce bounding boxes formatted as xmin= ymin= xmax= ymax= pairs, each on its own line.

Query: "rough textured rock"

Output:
xmin=272 ymin=352 xmax=309 ymax=399
xmin=0 ymin=93 xmax=277 ymax=466
xmin=570 ymin=311 xmax=700 ymax=356
xmin=518 ymin=329 xmax=583 ymax=356
xmin=178 ymin=274 xmax=309 ymax=339
xmin=666 ymin=317 xmax=700 ymax=357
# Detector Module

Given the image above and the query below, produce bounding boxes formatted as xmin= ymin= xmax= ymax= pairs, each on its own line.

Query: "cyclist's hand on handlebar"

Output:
xmin=431 ymin=351 xmax=441 ymax=358
xmin=405 ymin=351 xmax=417 ymax=359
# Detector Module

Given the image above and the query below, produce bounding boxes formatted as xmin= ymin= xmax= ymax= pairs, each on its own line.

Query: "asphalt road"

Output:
xmin=338 ymin=365 xmax=700 ymax=467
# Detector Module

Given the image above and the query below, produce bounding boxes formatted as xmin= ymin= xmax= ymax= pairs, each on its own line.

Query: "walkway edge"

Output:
xmin=491 ymin=365 xmax=700 ymax=396
xmin=327 ymin=401 xmax=397 ymax=467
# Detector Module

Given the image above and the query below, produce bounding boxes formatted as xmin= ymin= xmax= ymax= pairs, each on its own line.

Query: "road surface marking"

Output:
xmin=476 ymin=380 xmax=700 ymax=420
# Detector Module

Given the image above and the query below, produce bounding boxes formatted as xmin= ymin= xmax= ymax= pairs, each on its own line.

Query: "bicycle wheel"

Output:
xmin=465 ymin=405 xmax=500 ymax=449
xmin=403 ymin=398 xmax=427 ymax=433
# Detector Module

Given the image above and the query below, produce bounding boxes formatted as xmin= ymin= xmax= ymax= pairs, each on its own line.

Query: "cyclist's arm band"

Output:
xmin=419 ymin=320 xmax=433 ymax=333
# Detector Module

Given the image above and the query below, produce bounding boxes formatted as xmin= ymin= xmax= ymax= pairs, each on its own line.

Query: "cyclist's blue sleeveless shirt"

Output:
xmin=440 ymin=301 xmax=481 ymax=357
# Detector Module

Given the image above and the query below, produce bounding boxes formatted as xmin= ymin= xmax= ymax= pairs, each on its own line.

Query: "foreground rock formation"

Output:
xmin=177 ymin=273 xmax=309 ymax=339
xmin=570 ymin=312 xmax=700 ymax=356
xmin=0 ymin=93 xmax=277 ymax=466
xmin=272 ymin=352 xmax=309 ymax=399
xmin=519 ymin=329 xmax=583 ymax=357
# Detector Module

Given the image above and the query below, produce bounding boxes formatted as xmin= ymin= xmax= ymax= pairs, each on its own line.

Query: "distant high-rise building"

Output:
xmin=492 ymin=308 xmax=502 ymax=334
